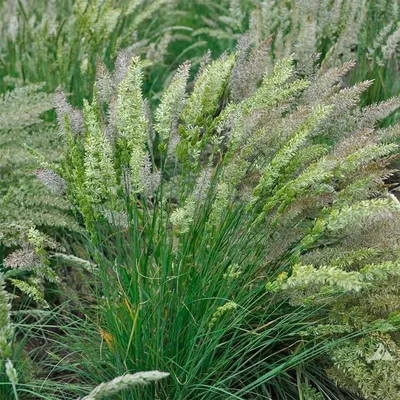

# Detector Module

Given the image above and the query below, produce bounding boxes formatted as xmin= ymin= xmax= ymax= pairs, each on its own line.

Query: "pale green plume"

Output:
xmin=155 ymin=61 xmax=190 ymax=153
xmin=116 ymin=56 xmax=148 ymax=192
xmin=83 ymin=97 xmax=117 ymax=205
xmin=80 ymin=371 xmax=169 ymax=400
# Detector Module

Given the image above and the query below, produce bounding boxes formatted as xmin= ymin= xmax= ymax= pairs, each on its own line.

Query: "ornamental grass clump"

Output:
xmin=45 ymin=41 xmax=400 ymax=399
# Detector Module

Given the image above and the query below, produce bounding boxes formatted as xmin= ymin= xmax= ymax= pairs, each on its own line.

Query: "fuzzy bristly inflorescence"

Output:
xmin=80 ymin=371 xmax=169 ymax=400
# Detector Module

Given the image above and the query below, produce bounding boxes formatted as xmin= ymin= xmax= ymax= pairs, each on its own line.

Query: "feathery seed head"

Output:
xmin=81 ymin=371 xmax=169 ymax=400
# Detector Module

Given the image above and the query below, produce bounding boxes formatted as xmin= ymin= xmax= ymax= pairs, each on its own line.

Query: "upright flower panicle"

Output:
xmin=155 ymin=61 xmax=190 ymax=152
xmin=181 ymin=55 xmax=235 ymax=129
xmin=54 ymin=89 xmax=84 ymax=135
xmin=36 ymin=169 xmax=67 ymax=195
xmin=253 ymin=104 xmax=332 ymax=200
xmin=116 ymin=56 xmax=148 ymax=192
xmin=83 ymin=97 xmax=117 ymax=205
xmin=81 ymin=371 xmax=169 ymax=400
